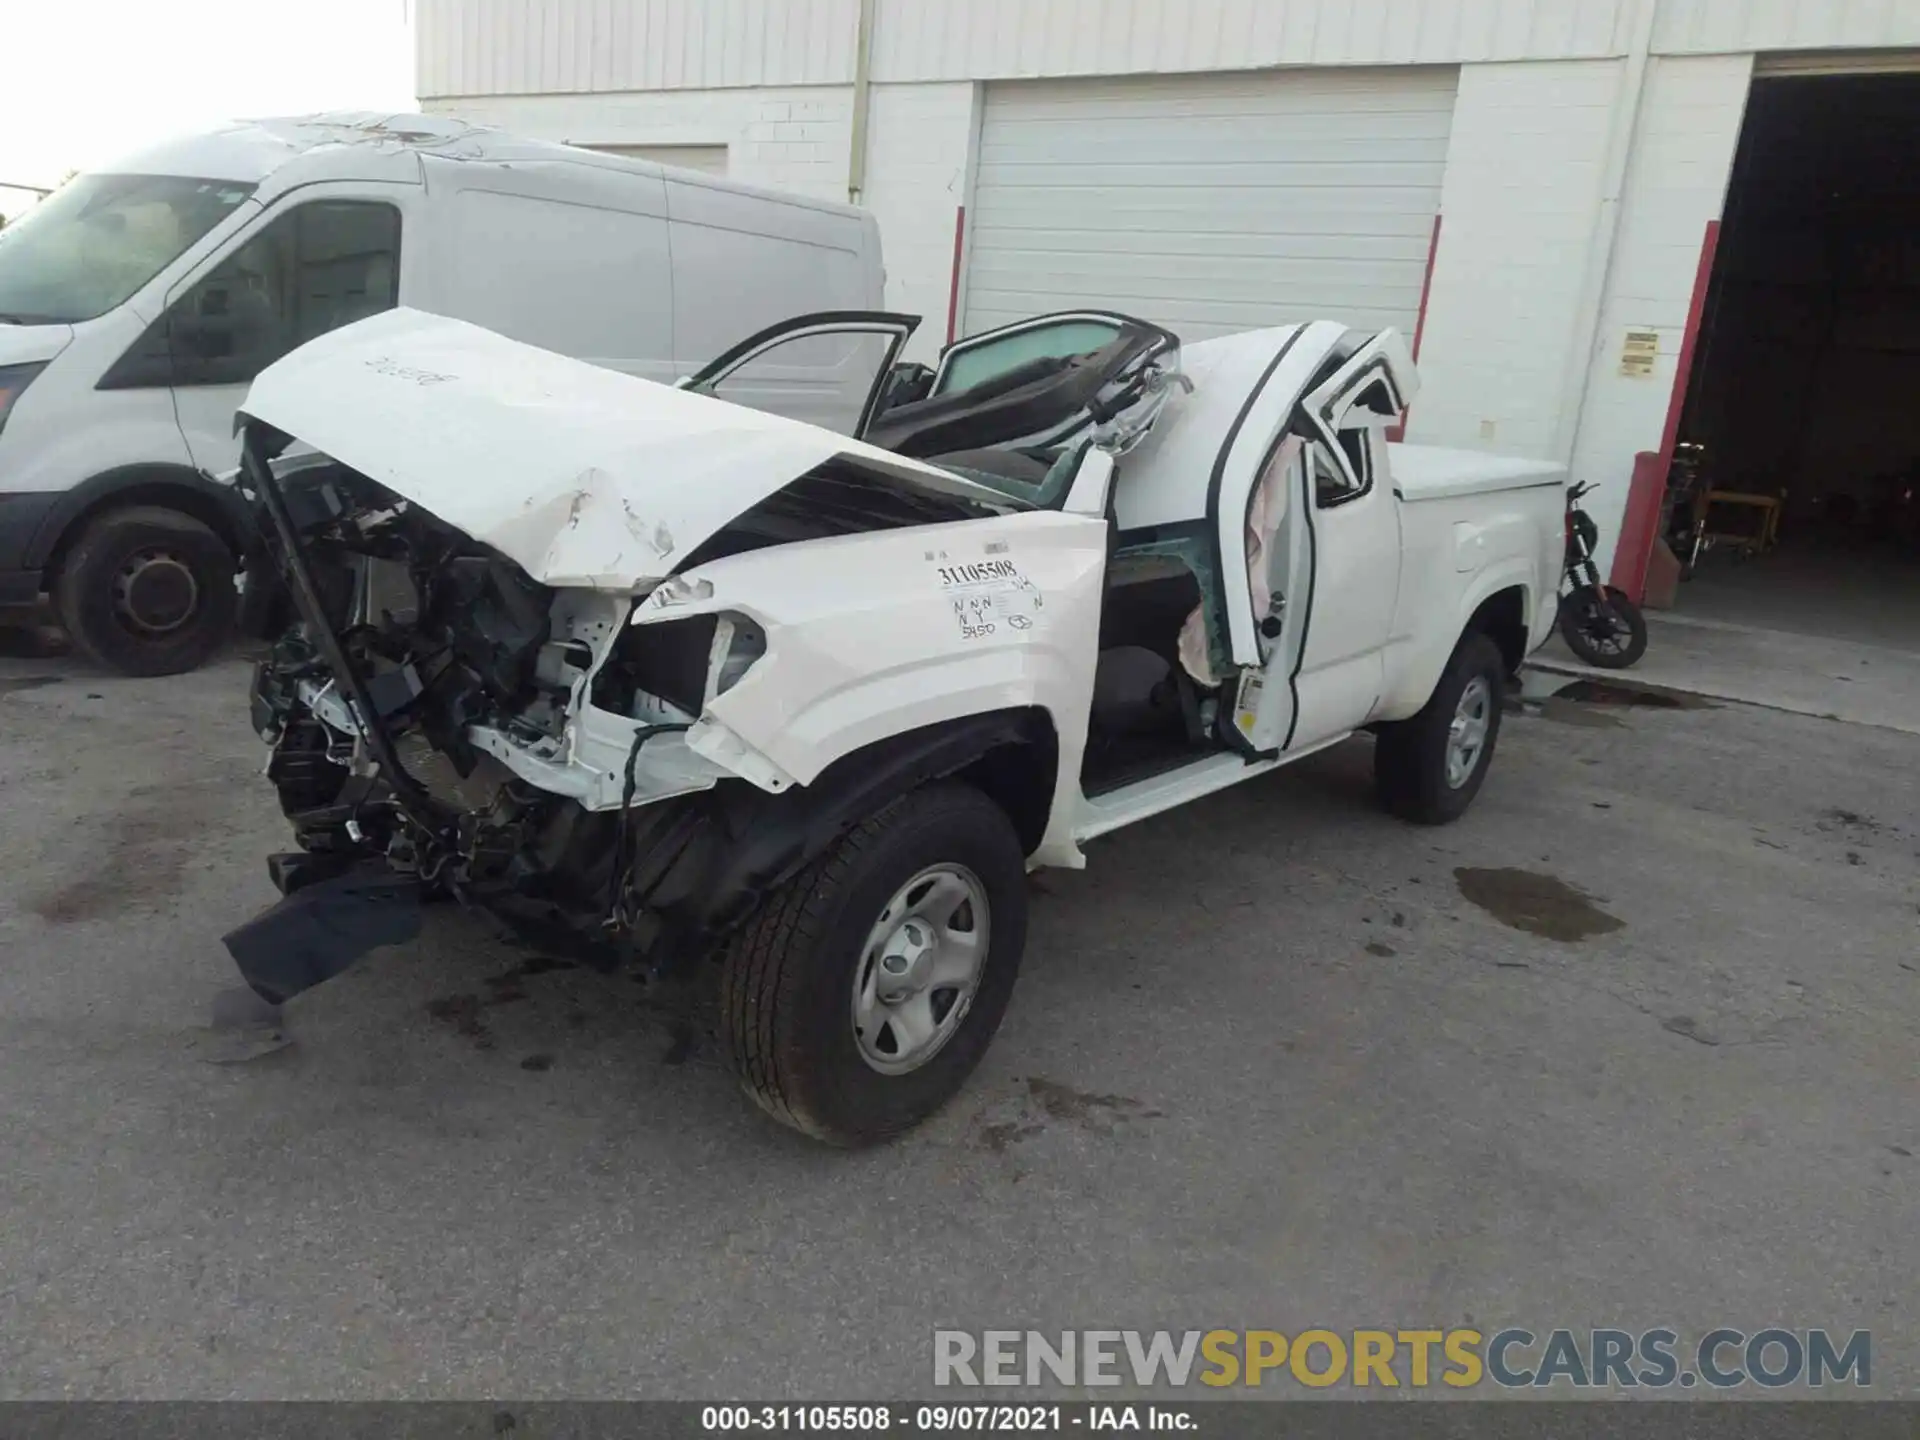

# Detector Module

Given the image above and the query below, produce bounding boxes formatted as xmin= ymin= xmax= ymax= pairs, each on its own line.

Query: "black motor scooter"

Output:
xmin=1558 ymin=480 xmax=1648 ymax=669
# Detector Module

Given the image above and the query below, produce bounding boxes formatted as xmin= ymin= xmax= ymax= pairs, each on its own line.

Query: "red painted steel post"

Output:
xmin=945 ymin=206 xmax=967 ymax=346
xmin=1387 ymin=212 xmax=1442 ymax=444
xmin=1608 ymin=219 xmax=1721 ymax=598
xmin=1611 ymin=450 xmax=1667 ymax=602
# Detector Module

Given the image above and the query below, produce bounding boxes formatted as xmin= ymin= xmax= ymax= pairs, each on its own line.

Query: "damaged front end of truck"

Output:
xmin=231 ymin=432 xmax=719 ymax=1001
xmin=222 ymin=308 xmax=1031 ymax=1006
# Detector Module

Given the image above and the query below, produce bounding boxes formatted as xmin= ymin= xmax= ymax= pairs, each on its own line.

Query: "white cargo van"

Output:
xmin=0 ymin=112 xmax=889 ymax=675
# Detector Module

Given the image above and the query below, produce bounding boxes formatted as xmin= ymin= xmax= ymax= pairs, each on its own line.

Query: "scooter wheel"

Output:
xmin=1560 ymin=585 xmax=1648 ymax=669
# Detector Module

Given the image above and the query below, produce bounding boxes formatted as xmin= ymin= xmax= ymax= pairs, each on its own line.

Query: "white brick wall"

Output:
xmin=860 ymin=82 xmax=976 ymax=363
xmin=1566 ymin=52 xmax=1753 ymax=563
xmin=1407 ymin=59 xmax=1624 ymax=458
xmin=424 ymin=86 xmax=857 ymax=201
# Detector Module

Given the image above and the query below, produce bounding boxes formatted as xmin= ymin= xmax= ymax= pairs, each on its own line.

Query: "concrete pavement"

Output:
xmin=1534 ymin=612 xmax=1920 ymax=737
xmin=1 ymin=646 xmax=1915 ymax=1398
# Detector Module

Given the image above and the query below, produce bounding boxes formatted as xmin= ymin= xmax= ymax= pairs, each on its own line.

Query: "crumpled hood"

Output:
xmin=238 ymin=307 xmax=1010 ymax=590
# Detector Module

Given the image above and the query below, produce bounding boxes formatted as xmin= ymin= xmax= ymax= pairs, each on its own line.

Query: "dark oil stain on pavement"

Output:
xmin=30 ymin=802 xmax=211 ymax=924
xmin=1538 ymin=696 xmax=1626 ymax=728
xmin=426 ymin=993 xmax=498 ymax=1050
xmin=1818 ymin=807 xmax=1885 ymax=836
xmin=429 ymin=954 xmax=714 ymax=1068
xmin=978 ymin=1120 xmax=1046 ymax=1154
xmin=1365 ymin=941 xmax=1397 ymax=957
xmin=1554 ymin=678 xmax=1711 ymax=710
xmin=973 ymin=1078 xmax=1164 ymax=1153
xmin=1026 ymin=1076 xmax=1165 ymax=1125
xmin=427 ymin=958 xmax=583 ymax=1051
xmin=1454 ymin=867 xmax=1624 ymax=943
xmin=1525 ymin=675 xmax=1715 ymax=728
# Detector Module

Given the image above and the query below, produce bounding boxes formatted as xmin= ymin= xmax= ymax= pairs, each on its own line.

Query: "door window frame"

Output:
xmin=1300 ymin=332 xmax=1416 ymax=510
xmin=681 ymin=310 xmax=919 ymax=439
xmin=929 ymin=310 xmax=1137 ymax=398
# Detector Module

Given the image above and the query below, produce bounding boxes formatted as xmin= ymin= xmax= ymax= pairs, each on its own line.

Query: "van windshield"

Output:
xmin=0 ymin=173 xmax=255 ymax=325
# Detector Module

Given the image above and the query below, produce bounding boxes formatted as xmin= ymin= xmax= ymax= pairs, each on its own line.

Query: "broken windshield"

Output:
xmin=0 ymin=173 xmax=255 ymax=324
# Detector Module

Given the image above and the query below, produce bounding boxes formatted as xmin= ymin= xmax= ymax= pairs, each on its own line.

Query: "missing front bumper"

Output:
xmin=221 ymin=861 xmax=424 ymax=1005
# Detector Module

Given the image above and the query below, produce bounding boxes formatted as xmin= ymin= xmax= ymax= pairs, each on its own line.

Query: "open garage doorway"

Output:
xmin=1667 ymin=68 xmax=1920 ymax=655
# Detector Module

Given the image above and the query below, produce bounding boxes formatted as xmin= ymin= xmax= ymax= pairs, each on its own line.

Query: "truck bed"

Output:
xmin=1388 ymin=442 xmax=1566 ymax=502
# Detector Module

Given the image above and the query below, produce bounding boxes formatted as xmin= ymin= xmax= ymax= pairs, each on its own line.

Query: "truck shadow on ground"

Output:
xmin=217 ymin=701 xmax=1662 ymax=1150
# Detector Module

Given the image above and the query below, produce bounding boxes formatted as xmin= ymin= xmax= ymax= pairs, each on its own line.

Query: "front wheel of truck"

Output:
xmin=719 ymin=782 xmax=1029 ymax=1146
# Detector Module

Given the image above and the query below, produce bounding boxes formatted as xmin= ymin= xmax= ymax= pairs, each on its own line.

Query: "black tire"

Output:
xmin=1374 ymin=632 xmax=1506 ymax=826
xmin=53 ymin=506 xmax=236 ymax=677
xmin=720 ymin=782 xmax=1028 ymax=1146
xmin=1559 ymin=584 xmax=1648 ymax=669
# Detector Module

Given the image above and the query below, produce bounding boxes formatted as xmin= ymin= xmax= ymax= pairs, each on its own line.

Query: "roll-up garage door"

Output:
xmin=963 ymin=67 xmax=1459 ymax=341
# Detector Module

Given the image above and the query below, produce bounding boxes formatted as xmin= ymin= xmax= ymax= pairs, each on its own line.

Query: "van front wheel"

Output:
xmin=720 ymin=782 xmax=1029 ymax=1146
xmin=54 ymin=506 xmax=236 ymax=677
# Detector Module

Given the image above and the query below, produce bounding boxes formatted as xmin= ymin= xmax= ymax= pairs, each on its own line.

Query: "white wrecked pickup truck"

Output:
xmin=226 ymin=306 xmax=1564 ymax=1144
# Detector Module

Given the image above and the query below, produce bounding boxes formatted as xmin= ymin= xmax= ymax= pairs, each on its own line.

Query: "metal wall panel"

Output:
xmin=416 ymin=0 xmax=1920 ymax=101
xmin=871 ymin=0 xmax=1637 ymax=81
xmin=417 ymin=0 xmax=861 ymax=97
xmin=416 ymin=0 xmax=1643 ymax=98
xmin=1655 ymin=0 xmax=1920 ymax=56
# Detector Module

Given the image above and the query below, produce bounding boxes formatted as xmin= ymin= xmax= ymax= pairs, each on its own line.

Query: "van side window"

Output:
xmin=99 ymin=201 xmax=401 ymax=389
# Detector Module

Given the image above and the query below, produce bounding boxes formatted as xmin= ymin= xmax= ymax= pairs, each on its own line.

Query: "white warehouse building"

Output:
xmin=417 ymin=0 xmax=1920 ymax=632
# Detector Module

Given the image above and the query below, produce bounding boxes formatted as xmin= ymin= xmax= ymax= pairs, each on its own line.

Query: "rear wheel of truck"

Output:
xmin=54 ymin=505 xmax=236 ymax=677
xmin=1374 ymin=631 xmax=1507 ymax=826
xmin=720 ymin=782 xmax=1028 ymax=1146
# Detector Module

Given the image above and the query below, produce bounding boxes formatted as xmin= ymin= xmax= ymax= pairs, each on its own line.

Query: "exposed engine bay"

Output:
xmin=242 ymin=457 xmax=785 ymax=992
xmin=232 ymin=434 xmax=1049 ymax=1008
